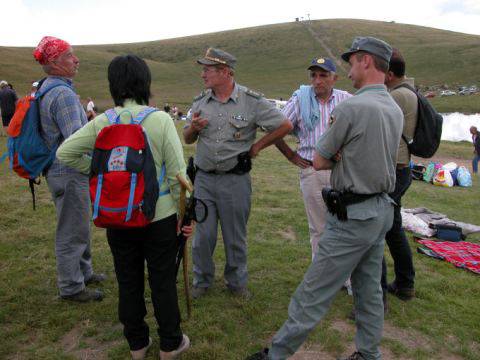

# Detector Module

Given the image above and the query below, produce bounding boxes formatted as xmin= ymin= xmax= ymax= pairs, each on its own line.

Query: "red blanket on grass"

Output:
xmin=417 ymin=239 xmax=480 ymax=275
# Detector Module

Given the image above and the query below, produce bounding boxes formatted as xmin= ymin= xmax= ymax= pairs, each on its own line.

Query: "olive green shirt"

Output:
xmin=56 ymin=100 xmax=187 ymax=222
xmin=390 ymin=78 xmax=418 ymax=165
xmin=316 ymin=84 xmax=403 ymax=194
xmin=186 ymin=83 xmax=285 ymax=171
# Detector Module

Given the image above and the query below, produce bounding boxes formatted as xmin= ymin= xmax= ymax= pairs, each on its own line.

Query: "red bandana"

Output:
xmin=33 ymin=36 xmax=71 ymax=65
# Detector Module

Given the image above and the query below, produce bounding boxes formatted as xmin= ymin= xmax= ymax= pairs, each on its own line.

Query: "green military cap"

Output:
xmin=341 ymin=36 xmax=393 ymax=63
xmin=197 ymin=47 xmax=237 ymax=68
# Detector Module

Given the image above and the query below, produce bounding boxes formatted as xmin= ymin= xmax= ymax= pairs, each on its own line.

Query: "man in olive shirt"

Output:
xmin=382 ymin=48 xmax=418 ymax=301
xmin=183 ymin=48 xmax=292 ymax=299
xmin=247 ymin=37 xmax=402 ymax=360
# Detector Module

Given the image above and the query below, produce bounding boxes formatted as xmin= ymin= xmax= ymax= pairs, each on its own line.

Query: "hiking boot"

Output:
xmin=337 ymin=351 xmax=366 ymax=360
xmin=191 ymin=286 xmax=208 ymax=299
xmin=85 ymin=273 xmax=107 ymax=286
xmin=61 ymin=288 xmax=103 ymax=302
xmin=387 ymin=282 xmax=415 ymax=301
xmin=160 ymin=334 xmax=190 ymax=359
xmin=131 ymin=337 xmax=152 ymax=360
xmin=228 ymin=287 xmax=252 ymax=300
xmin=245 ymin=348 xmax=269 ymax=360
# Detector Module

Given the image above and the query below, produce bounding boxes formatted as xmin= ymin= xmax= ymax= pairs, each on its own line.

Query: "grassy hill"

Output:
xmin=1 ymin=19 xmax=480 ymax=112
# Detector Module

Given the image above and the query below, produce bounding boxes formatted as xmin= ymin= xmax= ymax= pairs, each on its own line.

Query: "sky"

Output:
xmin=1 ymin=0 xmax=479 ymax=46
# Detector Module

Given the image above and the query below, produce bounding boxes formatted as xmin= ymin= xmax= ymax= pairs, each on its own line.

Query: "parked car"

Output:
xmin=469 ymin=86 xmax=478 ymax=94
xmin=440 ymin=90 xmax=456 ymax=96
xmin=459 ymin=89 xmax=471 ymax=96
xmin=267 ymin=98 xmax=287 ymax=110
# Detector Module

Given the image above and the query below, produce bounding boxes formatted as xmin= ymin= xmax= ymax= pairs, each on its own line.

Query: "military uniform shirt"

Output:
xmin=316 ymin=84 xmax=403 ymax=194
xmin=187 ymin=83 xmax=285 ymax=171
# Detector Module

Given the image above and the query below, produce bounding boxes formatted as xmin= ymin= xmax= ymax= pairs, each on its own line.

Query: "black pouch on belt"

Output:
xmin=229 ymin=151 xmax=252 ymax=175
xmin=321 ymin=188 xmax=348 ymax=221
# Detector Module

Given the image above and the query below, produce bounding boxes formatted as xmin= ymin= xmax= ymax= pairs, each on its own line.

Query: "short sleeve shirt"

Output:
xmin=187 ymin=83 xmax=285 ymax=171
xmin=316 ymin=84 xmax=403 ymax=194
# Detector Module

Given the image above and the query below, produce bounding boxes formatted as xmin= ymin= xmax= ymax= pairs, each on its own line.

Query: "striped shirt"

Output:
xmin=39 ymin=76 xmax=88 ymax=176
xmin=283 ymin=88 xmax=352 ymax=161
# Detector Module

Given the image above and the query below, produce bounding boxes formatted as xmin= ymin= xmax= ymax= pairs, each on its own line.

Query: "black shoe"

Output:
xmin=246 ymin=348 xmax=269 ymax=360
xmin=337 ymin=351 xmax=366 ymax=360
xmin=387 ymin=282 xmax=415 ymax=301
xmin=61 ymin=288 xmax=103 ymax=302
xmin=85 ymin=273 xmax=107 ymax=286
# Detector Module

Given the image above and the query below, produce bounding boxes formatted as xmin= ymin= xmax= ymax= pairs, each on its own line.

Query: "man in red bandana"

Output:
xmin=34 ymin=36 xmax=106 ymax=303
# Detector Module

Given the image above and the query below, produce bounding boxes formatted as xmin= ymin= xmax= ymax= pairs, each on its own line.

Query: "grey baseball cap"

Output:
xmin=197 ymin=47 xmax=237 ymax=68
xmin=341 ymin=36 xmax=393 ymax=63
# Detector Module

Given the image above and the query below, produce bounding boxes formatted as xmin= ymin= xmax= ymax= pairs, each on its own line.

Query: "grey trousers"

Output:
xmin=269 ymin=195 xmax=394 ymax=360
xmin=47 ymin=173 xmax=93 ymax=296
xmin=192 ymin=171 xmax=251 ymax=289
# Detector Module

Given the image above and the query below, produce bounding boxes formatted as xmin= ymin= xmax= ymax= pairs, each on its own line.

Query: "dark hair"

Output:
xmin=355 ymin=52 xmax=389 ymax=74
xmin=108 ymin=54 xmax=151 ymax=106
xmin=388 ymin=48 xmax=406 ymax=77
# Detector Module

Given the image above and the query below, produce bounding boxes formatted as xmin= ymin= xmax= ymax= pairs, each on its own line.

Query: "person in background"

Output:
xmin=57 ymin=54 xmax=192 ymax=360
xmin=0 ymin=80 xmax=18 ymax=137
xmin=471 ymin=126 xmax=480 ymax=174
xmin=86 ymin=97 xmax=96 ymax=121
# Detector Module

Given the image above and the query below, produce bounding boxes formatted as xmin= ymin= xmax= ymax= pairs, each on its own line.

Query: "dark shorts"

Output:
xmin=2 ymin=113 xmax=13 ymax=127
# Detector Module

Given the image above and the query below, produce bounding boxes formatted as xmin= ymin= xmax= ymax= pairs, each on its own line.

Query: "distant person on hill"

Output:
xmin=275 ymin=57 xmax=351 ymax=260
xmin=57 ymin=54 xmax=192 ymax=360
xmin=34 ymin=35 xmax=105 ymax=303
xmin=183 ymin=47 xmax=292 ymax=300
xmin=0 ymin=80 xmax=18 ymax=137
xmin=381 ymin=48 xmax=418 ymax=302
xmin=471 ymin=126 xmax=480 ymax=174
xmin=86 ymin=97 xmax=96 ymax=120
xmin=248 ymin=36 xmax=402 ymax=360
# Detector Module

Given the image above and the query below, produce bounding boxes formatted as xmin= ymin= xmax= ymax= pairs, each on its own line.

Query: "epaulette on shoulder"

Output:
xmin=245 ymin=88 xmax=263 ymax=99
xmin=193 ymin=90 xmax=209 ymax=102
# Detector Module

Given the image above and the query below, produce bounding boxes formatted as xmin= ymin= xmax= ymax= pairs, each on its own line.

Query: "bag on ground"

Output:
xmin=89 ymin=107 xmax=167 ymax=229
xmin=456 ymin=166 xmax=472 ymax=187
xmin=424 ymin=161 xmax=441 ymax=183
xmin=433 ymin=169 xmax=454 ymax=187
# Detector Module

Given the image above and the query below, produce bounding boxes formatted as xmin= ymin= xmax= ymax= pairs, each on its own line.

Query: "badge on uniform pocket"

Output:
xmin=234 ymin=131 xmax=241 ymax=140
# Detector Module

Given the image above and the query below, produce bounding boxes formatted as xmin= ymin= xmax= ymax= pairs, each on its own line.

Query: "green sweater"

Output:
xmin=56 ymin=99 xmax=187 ymax=222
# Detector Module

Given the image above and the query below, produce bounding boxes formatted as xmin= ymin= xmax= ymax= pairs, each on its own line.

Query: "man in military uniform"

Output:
xmin=247 ymin=37 xmax=403 ymax=360
xmin=183 ymin=48 xmax=292 ymax=299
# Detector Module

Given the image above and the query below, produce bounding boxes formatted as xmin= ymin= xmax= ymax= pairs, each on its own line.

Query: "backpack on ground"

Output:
xmin=1 ymin=80 xmax=72 ymax=209
xmin=411 ymin=163 xmax=426 ymax=180
xmin=90 ymin=107 xmax=169 ymax=229
xmin=397 ymin=83 xmax=443 ymax=158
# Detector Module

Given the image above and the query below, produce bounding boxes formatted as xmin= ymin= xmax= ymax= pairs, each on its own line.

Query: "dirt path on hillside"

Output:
xmin=300 ymin=21 xmax=348 ymax=74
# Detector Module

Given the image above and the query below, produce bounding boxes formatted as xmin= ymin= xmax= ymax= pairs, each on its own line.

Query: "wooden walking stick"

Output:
xmin=176 ymin=174 xmax=193 ymax=319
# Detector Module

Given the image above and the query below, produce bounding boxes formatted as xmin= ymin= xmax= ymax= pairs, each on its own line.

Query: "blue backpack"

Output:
xmin=1 ymin=80 xmax=72 ymax=209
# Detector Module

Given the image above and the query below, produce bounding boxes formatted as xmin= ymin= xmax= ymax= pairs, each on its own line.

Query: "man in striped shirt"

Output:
xmin=275 ymin=57 xmax=351 ymax=259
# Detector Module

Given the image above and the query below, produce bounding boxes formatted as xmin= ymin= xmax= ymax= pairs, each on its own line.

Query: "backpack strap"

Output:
xmin=92 ymin=174 xmax=104 ymax=220
xmin=105 ymin=108 xmax=134 ymax=125
xmin=34 ymin=82 xmax=73 ymax=99
xmin=132 ymin=107 xmax=158 ymax=125
xmin=126 ymin=173 xmax=138 ymax=222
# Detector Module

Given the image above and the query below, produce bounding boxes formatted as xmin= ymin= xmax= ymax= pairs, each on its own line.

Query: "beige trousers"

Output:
xmin=299 ymin=167 xmax=331 ymax=260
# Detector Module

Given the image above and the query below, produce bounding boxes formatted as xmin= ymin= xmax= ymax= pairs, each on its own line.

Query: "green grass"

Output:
xmin=1 ymin=19 xmax=480 ymax=113
xmin=1 ymin=130 xmax=479 ymax=359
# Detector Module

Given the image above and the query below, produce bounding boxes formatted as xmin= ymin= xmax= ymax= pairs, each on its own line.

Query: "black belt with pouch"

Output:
xmin=321 ymin=188 xmax=381 ymax=221
xmin=201 ymin=151 xmax=252 ymax=175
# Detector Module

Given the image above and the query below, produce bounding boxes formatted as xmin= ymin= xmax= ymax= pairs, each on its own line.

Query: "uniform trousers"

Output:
xmin=381 ymin=167 xmax=415 ymax=291
xmin=299 ymin=167 xmax=331 ymax=259
xmin=46 ymin=173 xmax=92 ymax=296
xmin=192 ymin=170 xmax=251 ymax=290
xmin=269 ymin=195 xmax=394 ymax=360
xmin=106 ymin=215 xmax=183 ymax=352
